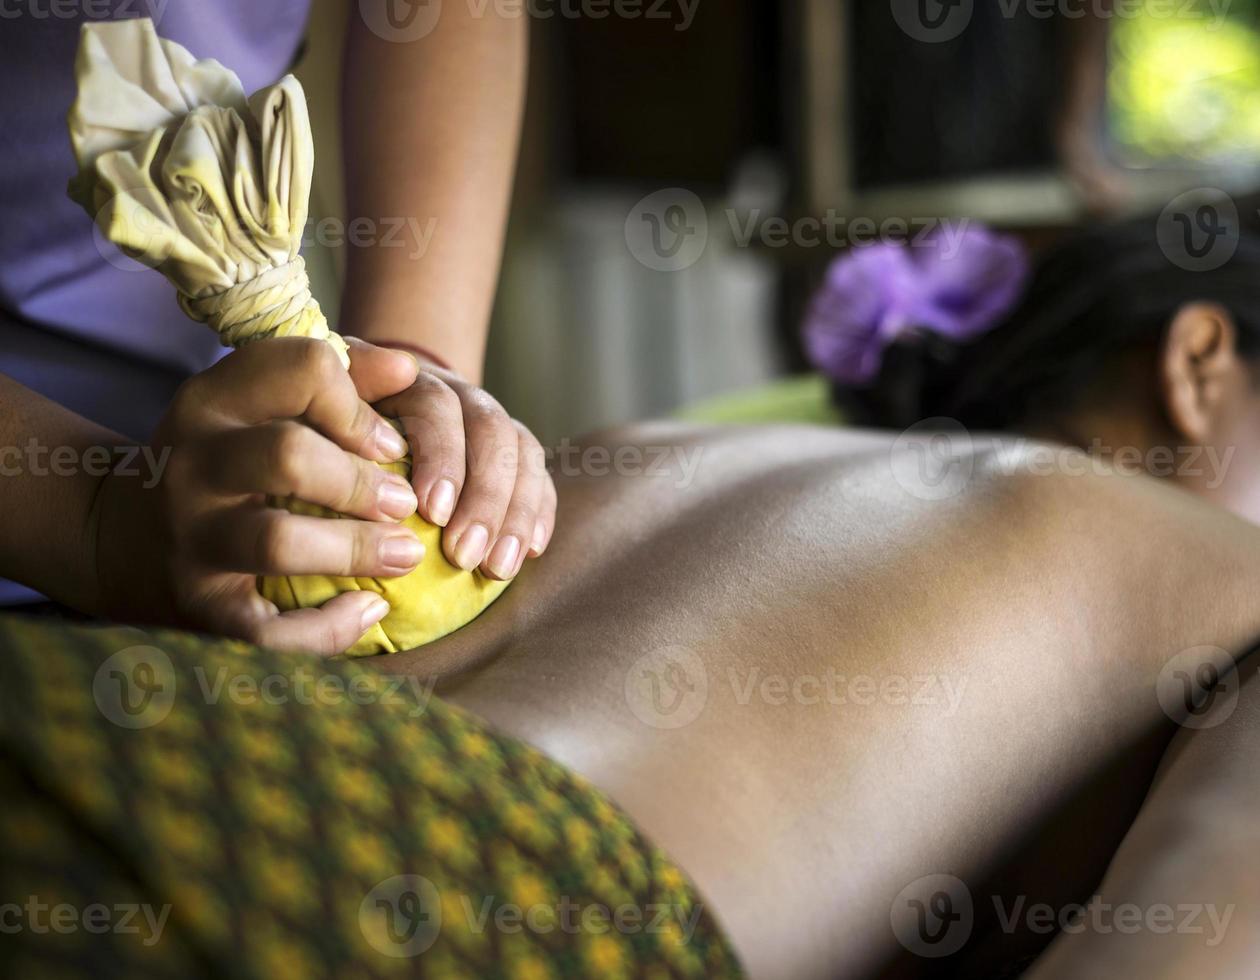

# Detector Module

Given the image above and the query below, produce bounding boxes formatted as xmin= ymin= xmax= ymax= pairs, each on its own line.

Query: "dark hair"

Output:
xmin=833 ymin=202 xmax=1260 ymax=431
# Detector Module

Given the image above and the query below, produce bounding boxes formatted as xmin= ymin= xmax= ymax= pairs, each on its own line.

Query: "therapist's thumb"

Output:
xmin=344 ymin=336 xmax=421 ymax=403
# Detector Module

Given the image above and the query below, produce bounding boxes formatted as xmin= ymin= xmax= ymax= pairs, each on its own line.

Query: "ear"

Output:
xmin=1159 ymin=302 xmax=1242 ymax=444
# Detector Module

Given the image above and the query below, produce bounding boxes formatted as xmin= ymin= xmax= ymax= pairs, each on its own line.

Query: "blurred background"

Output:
xmin=300 ymin=0 xmax=1260 ymax=444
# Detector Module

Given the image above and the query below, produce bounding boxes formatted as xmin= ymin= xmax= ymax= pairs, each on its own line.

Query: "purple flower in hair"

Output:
xmin=803 ymin=223 xmax=1029 ymax=385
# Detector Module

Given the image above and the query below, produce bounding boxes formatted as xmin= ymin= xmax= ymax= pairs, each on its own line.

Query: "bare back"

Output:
xmin=375 ymin=424 xmax=1260 ymax=978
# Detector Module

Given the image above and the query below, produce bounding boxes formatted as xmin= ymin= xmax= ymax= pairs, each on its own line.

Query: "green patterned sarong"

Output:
xmin=0 ymin=616 xmax=743 ymax=979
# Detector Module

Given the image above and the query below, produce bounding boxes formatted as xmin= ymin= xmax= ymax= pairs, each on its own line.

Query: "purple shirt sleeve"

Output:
xmin=0 ymin=0 xmax=312 ymax=606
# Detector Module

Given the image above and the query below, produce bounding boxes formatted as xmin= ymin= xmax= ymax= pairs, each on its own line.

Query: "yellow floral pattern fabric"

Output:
xmin=0 ymin=616 xmax=742 ymax=979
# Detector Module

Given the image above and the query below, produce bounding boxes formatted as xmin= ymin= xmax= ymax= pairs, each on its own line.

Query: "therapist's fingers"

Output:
xmin=376 ymin=374 xmax=468 ymax=530
xmin=191 ymin=506 xmax=425 ymax=578
xmin=204 ymin=582 xmax=390 ymax=658
xmin=193 ymin=423 xmax=417 ymax=523
xmin=168 ymin=338 xmax=407 ymax=463
xmin=529 ymin=469 xmax=558 ymax=558
xmin=344 ymin=336 xmax=421 ymax=403
xmin=481 ymin=422 xmax=551 ymax=581
xmin=442 ymin=390 xmax=519 ymax=572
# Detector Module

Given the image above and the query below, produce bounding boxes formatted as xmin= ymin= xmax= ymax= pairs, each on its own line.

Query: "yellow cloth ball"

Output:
xmin=260 ymin=446 xmax=510 ymax=657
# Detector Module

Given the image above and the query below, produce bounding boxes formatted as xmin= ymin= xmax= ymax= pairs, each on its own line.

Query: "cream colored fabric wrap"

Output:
xmin=67 ymin=19 xmax=509 ymax=655
xmin=67 ymin=18 xmax=346 ymax=362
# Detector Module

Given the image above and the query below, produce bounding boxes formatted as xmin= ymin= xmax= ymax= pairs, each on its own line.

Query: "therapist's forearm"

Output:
xmin=0 ymin=373 xmax=125 ymax=612
xmin=340 ymin=4 xmax=528 ymax=383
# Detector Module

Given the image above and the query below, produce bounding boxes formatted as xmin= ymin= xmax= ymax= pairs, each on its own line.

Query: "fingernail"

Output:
xmin=376 ymin=422 xmax=408 ymax=460
xmin=487 ymin=535 xmax=522 ymax=580
xmin=378 ymin=477 xmax=418 ymax=520
xmin=360 ymin=595 xmax=390 ymax=631
xmin=428 ymin=479 xmax=456 ymax=527
xmin=454 ymin=523 xmax=489 ymax=571
xmin=380 ymin=533 xmax=425 ymax=571
xmin=529 ymin=519 xmax=547 ymax=556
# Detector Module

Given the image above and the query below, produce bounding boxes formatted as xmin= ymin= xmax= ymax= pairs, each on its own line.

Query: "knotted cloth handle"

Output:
xmin=67 ymin=17 xmax=348 ymax=366
xmin=179 ymin=256 xmax=346 ymax=358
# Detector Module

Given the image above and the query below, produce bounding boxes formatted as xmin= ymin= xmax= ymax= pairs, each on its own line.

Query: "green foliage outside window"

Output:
xmin=1110 ymin=0 xmax=1260 ymax=163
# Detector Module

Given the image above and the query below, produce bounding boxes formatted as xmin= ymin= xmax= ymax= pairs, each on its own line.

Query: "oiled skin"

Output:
xmin=374 ymin=424 xmax=1260 ymax=979
xmin=1026 ymin=663 xmax=1260 ymax=979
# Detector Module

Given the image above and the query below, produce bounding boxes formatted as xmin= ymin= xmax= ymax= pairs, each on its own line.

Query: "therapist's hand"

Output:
xmin=93 ymin=338 xmax=424 ymax=655
xmin=348 ymin=338 xmax=556 ymax=582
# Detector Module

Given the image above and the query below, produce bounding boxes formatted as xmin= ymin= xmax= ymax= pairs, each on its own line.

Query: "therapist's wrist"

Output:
xmin=370 ymin=339 xmax=456 ymax=374
xmin=88 ymin=451 xmax=174 ymax=624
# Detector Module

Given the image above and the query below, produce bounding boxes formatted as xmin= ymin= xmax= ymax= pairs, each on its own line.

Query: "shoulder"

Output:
xmin=957 ymin=439 xmax=1260 ymax=650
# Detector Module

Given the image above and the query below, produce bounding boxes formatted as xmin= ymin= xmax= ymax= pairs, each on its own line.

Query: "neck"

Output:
xmin=1020 ymin=404 xmax=1190 ymax=484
